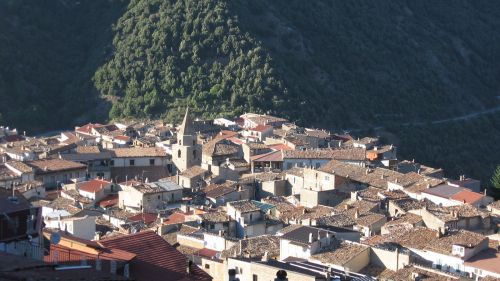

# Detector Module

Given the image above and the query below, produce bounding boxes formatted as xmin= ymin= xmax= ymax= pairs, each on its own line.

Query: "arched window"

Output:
xmin=179 ymin=140 xmax=182 ymax=146
xmin=178 ymin=150 xmax=181 ymax=158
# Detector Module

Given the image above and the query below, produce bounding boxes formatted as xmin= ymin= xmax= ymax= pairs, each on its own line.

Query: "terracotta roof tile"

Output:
xmin=78 ymin=179 xmax=111 ymax=193
xmin=464 ymin=248 xmax=500 ymax=275
xmin=110 ymin=147 xmax=166 ymax=158
xmin=450 ymin=190 xmax=484 ymax=204
xmin=27 ymin=158 xmax=86 ymax=173
xmin=100 ymin=231 xmax=212 ymax=281
xmin=249 ymin=124 xmax=272 ymax=132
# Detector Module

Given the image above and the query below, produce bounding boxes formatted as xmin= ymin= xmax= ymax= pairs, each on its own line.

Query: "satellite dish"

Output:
xmin=50 ymin=233 xmax=61 ymax=245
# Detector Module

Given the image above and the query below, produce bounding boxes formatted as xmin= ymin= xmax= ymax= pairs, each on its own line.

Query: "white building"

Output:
xmin=43 ymin=211 xmax=96 ymax=241
xmin=118 ymin=180 xmax=183 ymax=213
xmin=277 ymin=225 xmax=336 ymax=260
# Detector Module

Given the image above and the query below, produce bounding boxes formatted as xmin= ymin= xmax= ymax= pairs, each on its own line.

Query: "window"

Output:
xmin=158 ymin=195 xmax=161 ymax=199
xmin=149 ymin=159 xmax=155 ymax=165
xmin=205 ymin=264 xmax=210 ymax=269
xmin=193 ymin=150 xmax=196 ymax=159
xmin=193 ymin=140 xmax=196 ymax=146
xmin=129 ymin=159 xmax=135 ymax=166
xmin=110 ymin=160 xmax=114 ymax=166
xmin=210 ymin=224 xmax=215 ymax=230
xmin=253 ymin=274 xmax=258 ymax=281
xmin=178 ymin=150 xmax=181 ymax=158
xmin=171 ymin=193 xmax=174 ymax=201
xmin=325 ymin=175 xmax=329 ymax=181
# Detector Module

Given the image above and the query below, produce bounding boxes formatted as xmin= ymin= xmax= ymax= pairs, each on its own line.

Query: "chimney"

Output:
xmin=436 ymin=228 xmax=442 ymax=238
xmin=309 ymin=233 xmax=313 ymax=243
xmin=484 ymin=189 xmax=487 ymax=196
xmin=344 ymin=204 xmax=350 ymax=210
xmin=261 ymin=251 xmax=269 ymax=262
xmin=426 ymin=184 xmax=431 ymax=189
xmin=354 ymin=208 xmax=360 ymax=219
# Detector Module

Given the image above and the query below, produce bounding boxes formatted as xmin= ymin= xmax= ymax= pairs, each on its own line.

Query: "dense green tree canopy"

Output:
xmin=93 ymin=0 xmax=287 ymax=122
xmin=492 ymin=165 xmax=500 ymax=190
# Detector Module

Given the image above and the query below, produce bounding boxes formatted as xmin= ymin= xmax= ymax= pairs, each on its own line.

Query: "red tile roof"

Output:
xmin=194 ymin=248 xmax=219 ymax=259
xmin=78 ymin=179 xmax=111 ymax=193
xmin=251 ymin=150 xmax=283 ymax=162
xmin=464 ymin=248 xmax=500 ymax=275
xmin=451 ymin=190 xmax=484 ymax=204
xmin=227 ymin=137 xmax=244 ymax=145
xmin=43 ymin=230 xmax=136 ymax=263
xmin=268 ymin=143 xmax=293 ymax=151
xmin=75 ymin=123 xmax=104 ymax=135
xmin=163 ymin=212 xmax=187 ymax=225
xmin=100 ymin=231 xmax=212 ymax=281
xmin=249 ymin=124 xmax=272 ymax=132
xmin=99 ymin=194 xmax=119 ymax=208
xmin=114 ymin=135 xmax=131 ymax=141
xmin=127 ymin=213 xmax=158 ymax=225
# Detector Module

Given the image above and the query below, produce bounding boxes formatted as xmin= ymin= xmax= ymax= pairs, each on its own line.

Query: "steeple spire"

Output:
xmin=178 ymin=106 xmax=194 ymax=136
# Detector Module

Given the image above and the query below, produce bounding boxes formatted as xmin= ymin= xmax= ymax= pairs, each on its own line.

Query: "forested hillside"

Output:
xmin=0 ymin=0 xmax=127 ymax=132
xmin=0 ymin=0 xmax=499 ymax=183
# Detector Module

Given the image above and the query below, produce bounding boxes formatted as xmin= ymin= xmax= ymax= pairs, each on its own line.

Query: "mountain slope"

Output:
xmin=0 ymin=0 xmax=127 ymax=132
xmin=0 ymin=0 xmax=499 ymax=183
xmin=96 ymin=0 xmax=500 ymax=128
xmin=93 ymin=0 xmax=287 ymax=122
